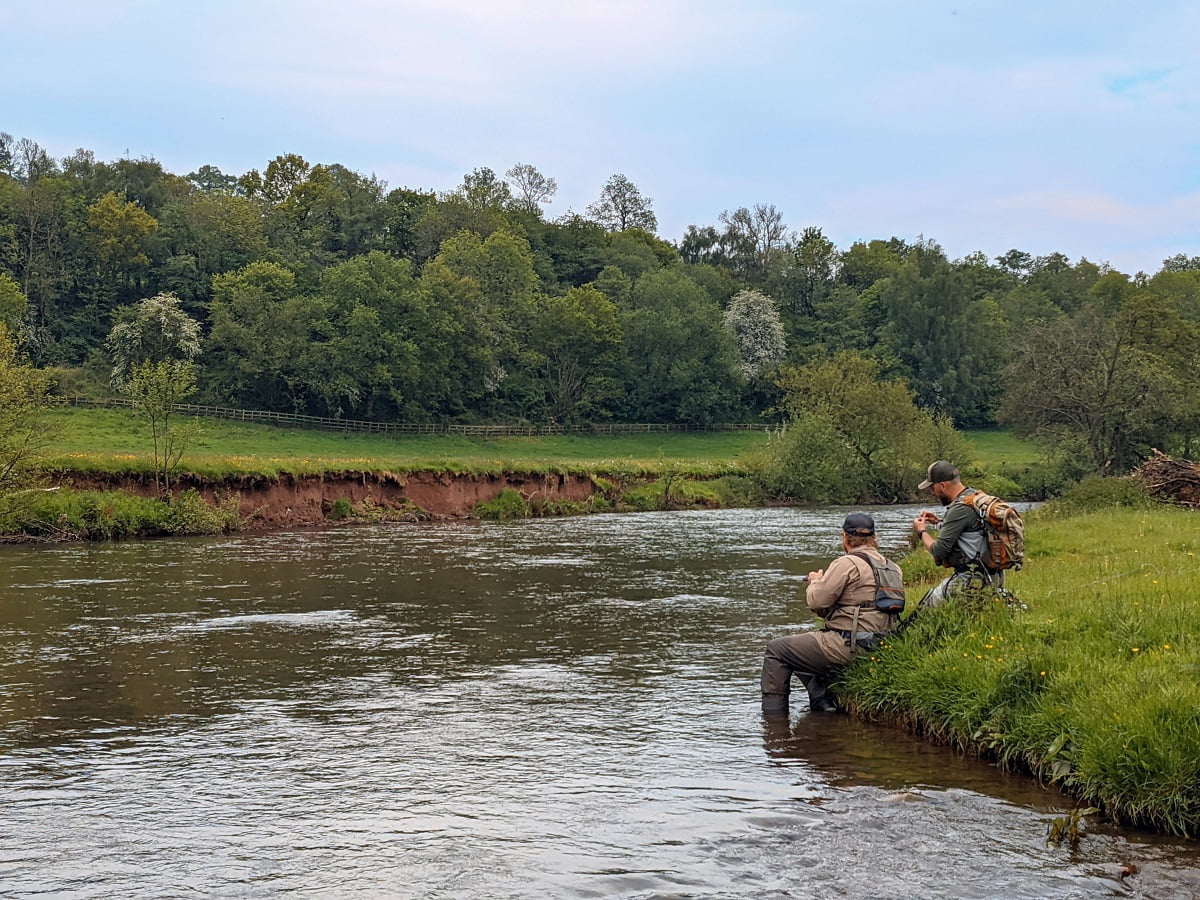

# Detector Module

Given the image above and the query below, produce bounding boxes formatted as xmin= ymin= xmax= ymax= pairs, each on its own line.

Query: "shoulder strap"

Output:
xmin=850 ymin=549 xmax=891 ymax=569
xmin=848 ymin=550 xmax=884 ymax=604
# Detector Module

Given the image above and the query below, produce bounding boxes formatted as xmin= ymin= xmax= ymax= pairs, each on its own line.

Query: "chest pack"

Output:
xmin=849 ymin=551 xmax=905 ymax=614
xmin=957 ymin=490 xmax=1026 ymax=570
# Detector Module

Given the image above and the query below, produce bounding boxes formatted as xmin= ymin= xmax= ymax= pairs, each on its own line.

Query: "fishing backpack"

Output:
xmin=958 ymin=490 xmax=1026 ymax=571
xmin=850 ymin=551 xmax=906 ymax=614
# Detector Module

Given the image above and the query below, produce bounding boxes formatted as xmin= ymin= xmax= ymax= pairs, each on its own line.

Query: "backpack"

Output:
xmin=958 ymin=491 xmax=1026 ymax=571
xmin=850 ymin=551 xmax=906 ymax=614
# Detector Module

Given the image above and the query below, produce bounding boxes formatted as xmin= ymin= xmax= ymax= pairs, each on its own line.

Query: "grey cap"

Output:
xmin=918 ymin=460 xmax=959 ymax=490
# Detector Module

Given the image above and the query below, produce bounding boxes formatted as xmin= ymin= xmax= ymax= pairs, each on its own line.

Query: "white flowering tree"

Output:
xmin=722 ymin=288 xmax=786 ymax=380
xmin=106 ymin=292 xmax=202 ymax=387
xmin=106 ymin=293 xmax=202 ymax=496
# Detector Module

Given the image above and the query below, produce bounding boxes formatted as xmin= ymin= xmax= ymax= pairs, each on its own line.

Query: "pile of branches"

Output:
xmin=1132 ymin=450 xmax=1200 ymax=507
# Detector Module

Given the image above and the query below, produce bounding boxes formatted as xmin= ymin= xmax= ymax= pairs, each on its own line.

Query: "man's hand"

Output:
xmin=913 ymin=511 xmax=939 ymax=534
xmin=807 ymin=567 xmax=825 ymax=583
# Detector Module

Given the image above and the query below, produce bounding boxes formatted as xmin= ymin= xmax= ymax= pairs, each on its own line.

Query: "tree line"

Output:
xmin=1 ymin=131 xmax=1198 ymax=477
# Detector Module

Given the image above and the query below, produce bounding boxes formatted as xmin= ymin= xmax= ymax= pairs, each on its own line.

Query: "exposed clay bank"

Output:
xmin=60 ymin=470 xmax=601 ymax=527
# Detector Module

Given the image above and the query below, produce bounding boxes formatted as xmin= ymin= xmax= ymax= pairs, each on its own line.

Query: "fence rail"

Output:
xmin=55 ymin=397 xmax=780 ymax=437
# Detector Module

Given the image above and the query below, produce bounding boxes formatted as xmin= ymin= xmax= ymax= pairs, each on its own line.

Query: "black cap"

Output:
xmin=842 ymin=512 xmax=875 ymax=537
xmin=918 ymin=460 xmax=959 ymax=490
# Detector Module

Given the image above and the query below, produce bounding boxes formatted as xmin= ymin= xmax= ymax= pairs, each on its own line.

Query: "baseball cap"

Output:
xmin=918 ymin=460 xmax=959 ymax=490
xmin=842 ymin=512 xmax=875 ymax=536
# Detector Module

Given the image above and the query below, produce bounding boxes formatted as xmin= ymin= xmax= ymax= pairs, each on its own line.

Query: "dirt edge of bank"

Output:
xmin=57 ymin=470 xmax=601 ymax=528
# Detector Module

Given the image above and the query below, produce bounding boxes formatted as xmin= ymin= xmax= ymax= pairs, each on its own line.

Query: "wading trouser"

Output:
xmin=920 ymin=567 xmax=1006 ymax=609
xmin=761 ymin=631 xmax=849 ymax=713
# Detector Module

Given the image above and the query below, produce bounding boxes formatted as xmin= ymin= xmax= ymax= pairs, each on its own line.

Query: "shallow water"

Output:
xmin=1 ymin=507 xmax=1197 ymax=898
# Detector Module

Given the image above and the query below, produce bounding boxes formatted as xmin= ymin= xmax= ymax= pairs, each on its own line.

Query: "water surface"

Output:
xmin=1 ymin=508 xmax=1197 ymax=898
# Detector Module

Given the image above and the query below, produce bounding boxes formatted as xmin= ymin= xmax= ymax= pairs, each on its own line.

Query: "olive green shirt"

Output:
xmin=931 ymin=487 xmax=986 ymax=570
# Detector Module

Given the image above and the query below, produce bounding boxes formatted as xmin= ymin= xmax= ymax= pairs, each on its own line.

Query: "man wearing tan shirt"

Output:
xmin=761 ymin=513 xmax=903 ymax=714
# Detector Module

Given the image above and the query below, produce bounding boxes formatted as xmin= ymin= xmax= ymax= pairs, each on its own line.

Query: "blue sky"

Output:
xmin=5 ymin=1 xmax=1198 ymax=274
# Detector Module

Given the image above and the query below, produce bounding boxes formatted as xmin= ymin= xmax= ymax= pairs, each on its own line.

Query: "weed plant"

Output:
xmin=838 ymin=502 xmax=1200 ymax=836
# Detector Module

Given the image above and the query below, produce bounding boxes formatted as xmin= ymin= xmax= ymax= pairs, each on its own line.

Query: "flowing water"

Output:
xmin=1 ymin=507 xmax=1197 ymax=899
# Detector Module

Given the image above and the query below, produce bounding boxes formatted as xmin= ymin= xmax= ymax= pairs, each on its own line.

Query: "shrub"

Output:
xmin=163 ymin=489 xmax=243 ymax=535
xmin=744 ymin=418 xmax=859 ymax=503
xmin=965 ymin=470 xmax=1024 ymax=500
xmin=0 ymin=487 xmax=166 ymax=540
xmin=1039 ymin=475 xmax=1154 ymax=517
xmin=476 ymin=488 xmax=529 ymax=520
xmin=330 ymin=497 xmax=354 ymax=520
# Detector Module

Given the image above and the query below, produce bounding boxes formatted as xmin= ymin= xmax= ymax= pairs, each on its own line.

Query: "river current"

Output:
xmin=1 ymin=507 xmax=1197 ymax=898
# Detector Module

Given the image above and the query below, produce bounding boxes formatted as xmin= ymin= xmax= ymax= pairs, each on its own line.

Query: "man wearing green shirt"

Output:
xmin=912 ymin=460 xmax=1004 ymax=607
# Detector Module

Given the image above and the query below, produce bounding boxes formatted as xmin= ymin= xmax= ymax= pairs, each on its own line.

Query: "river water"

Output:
xmin=1 ymin=507 xmax=1198 ymax=899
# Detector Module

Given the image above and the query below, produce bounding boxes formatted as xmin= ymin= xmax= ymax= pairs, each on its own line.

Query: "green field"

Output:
xmin=35 ymin=407 xmax=1041 ymax=479
xmin=960 ymin=427 xmax=1044 ymax=467
xmin=38 ymin=408 xmax=769 ymax=477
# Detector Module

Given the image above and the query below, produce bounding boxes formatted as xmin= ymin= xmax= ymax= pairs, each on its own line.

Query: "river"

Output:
xmin=1 ymin=507 xmax=1197 ymax=898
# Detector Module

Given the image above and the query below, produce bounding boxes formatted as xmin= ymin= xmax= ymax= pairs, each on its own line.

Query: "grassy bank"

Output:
xmin=839 ymin=502 xmax=1200 ymax=836
xmin=5 ymin=407 xmax=1046 ymax=539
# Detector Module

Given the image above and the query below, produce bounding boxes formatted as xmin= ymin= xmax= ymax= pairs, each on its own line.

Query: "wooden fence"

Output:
xmin=57 ymin=397 xmax=780 ymax=437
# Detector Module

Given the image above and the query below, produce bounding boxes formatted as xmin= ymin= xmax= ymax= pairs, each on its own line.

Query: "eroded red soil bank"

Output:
xmin=59 ymin=470 xmax=599 ymax=529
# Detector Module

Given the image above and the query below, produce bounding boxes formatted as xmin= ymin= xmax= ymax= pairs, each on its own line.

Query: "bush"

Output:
xmin=476 ymin=488 xmax=529 ymax=520
xmin=744 ymin=418 xmax=859 ymax=503
xmin=964 ymin=470 xmax=1024 ymax=500
xmin=1039 ymin=475 xmax=1154 ymax=517
xmin=620 ymin=481 xmax=666 ymax=511
xmin=162 ymin=489 xmax=243 ymax=535
xmin=330 ymin=497 xmax=354 ymax=520
xmin=0 ymin=487 xmax=166 ymax=540
xmin=0 ymin=487 xmax=243 ymax=539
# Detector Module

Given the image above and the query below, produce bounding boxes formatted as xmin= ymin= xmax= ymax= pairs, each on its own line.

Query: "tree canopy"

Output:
xmin=1 ymin=131 xmax=1197 ymax=476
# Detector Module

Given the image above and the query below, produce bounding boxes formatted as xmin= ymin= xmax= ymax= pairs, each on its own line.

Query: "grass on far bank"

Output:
xmin=960 ymin=428 xmax=1043 ymax=467
xmin=839 ymin=501 xmax=1200 ymax=836
xmin=36 ymin=407 xmax=1041 ymax=480
xmin=37 ymin=407 xmax=767 ymax=478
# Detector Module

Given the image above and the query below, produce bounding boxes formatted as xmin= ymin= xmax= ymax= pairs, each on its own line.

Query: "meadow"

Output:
xmin=36 ymin=407 xmax=1040 ymax=479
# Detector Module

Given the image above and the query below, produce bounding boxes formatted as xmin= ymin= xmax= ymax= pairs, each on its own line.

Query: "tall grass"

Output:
xmin=840 ymin=502 xmax=1200 ymax=835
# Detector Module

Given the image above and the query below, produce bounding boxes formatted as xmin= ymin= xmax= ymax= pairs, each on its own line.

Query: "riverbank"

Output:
xmin=839 ymin=499 xmax=1200 ymax=837
xmin=0 ymin=467 xmax=750 ymax=540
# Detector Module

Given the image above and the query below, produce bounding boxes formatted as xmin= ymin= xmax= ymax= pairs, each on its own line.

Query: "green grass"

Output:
xmin=840 ymin=502 xmax=1200 ymax=836
xmin=37 ymin=407 xmax=767 ymax=478
xmin=962 ymin=428 xmax=1042 ymax=468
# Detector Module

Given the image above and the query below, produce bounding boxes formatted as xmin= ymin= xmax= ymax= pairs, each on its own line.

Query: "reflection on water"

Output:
xmin=1 ymin=508 xmax=1197 ymax=898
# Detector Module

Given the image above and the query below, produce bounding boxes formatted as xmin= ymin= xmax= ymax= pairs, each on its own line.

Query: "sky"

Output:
xmin=4 ymin=0 xmax=1199 ymax=275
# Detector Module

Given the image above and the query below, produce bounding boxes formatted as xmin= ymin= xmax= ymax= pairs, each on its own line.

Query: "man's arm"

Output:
xmin=928 ymin=502 xmax=974 ymax=565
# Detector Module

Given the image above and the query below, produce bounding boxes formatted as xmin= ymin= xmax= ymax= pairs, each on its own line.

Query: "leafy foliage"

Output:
xmin=0 ymin=322 xmax=53 ymax=506
xmin=2 ymin=131 xmax=1198 ymax=465
xmin=751 ymin=351 xmax=971 ymax=501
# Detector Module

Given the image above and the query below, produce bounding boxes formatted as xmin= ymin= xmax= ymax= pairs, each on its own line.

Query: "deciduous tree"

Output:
xmin=106 ymin=291 xmax=201 ymax=386
xmin=504 ymin=163 xmax=557 ymax=215
xmin=722 ymin=289 xmax=785 ymax=379
xmin=0 ymin=322 xmax=53 ymax=507
xmin=587 ymin=174 xmax=657 ymax=233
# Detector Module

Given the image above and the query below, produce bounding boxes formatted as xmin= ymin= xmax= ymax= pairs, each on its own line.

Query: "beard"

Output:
xmin=938 ymin=493 xmax=952 ymax=507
